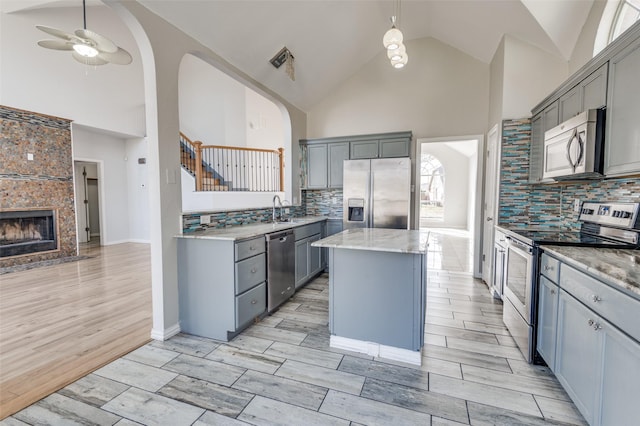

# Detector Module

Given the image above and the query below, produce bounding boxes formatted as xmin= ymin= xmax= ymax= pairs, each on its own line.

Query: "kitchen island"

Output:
xmin=312 ymin=228 xmax=429 ymax=365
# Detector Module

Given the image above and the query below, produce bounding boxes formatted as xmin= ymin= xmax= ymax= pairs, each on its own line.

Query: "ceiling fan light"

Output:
xmin=387 ymin=44 xmax=406 ymax=61
xmin=73 ymin=43 xmax=98 ymax=58
xmin=383 ymin=27 xmax=403 ymax=50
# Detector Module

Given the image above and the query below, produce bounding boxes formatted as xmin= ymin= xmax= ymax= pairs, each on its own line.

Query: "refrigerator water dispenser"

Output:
xmin=347 ymin=198 xmax=365 ymax=222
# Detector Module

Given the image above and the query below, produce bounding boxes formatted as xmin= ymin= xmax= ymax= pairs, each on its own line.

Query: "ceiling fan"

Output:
xmin=36 ymin=0 xmax=132 ymax=66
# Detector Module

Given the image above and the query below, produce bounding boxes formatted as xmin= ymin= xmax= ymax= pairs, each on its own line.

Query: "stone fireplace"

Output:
xmin=0 ymin=105 xmax=77 ymax=268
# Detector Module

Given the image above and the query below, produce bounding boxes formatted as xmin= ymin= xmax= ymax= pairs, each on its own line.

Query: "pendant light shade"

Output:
xmin=391 ymin=54 xmax=408 ymax=69
xmin=383 ymin=27 xmax=403 ymax=50
xmin=73 ymin=43 xmax=98 ymax=58
xmin=386 ymin=43 xmax=406 ymax=61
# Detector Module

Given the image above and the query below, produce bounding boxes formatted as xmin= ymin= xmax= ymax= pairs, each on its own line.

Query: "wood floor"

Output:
xmin=0 ymin=242 xmax=152 ymax=419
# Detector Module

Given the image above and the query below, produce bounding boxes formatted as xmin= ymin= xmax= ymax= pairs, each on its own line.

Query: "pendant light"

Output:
xmin=382 ymin=1 xmax=408 ymax=69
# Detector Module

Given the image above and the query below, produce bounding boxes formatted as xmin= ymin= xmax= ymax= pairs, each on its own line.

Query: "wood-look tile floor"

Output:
xmin=2 ymin=232 xmax=587 ymax=425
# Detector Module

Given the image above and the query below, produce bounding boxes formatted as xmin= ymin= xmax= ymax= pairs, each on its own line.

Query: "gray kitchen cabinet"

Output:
xmin=294 ymin=222 xmax=325 ymax=288
xmin=543 ymin=101 xmax=559 ymax=130
xmin=350 ymin=139 xmax=379 ymax=159
xmin=536 ymin=275 xmax=559 ymax=370
xmin=558 ymin=64 xmax=607 ymax=123
xmin=178 ymin=235 xmax=267 ymax=341
xmin=306 ymin=144 xmax=328 ymax=188
xmin=328 ymin=142 xmax=349 ymax=188
xmin=605 ymin=37 xmax=640 ymax=176
xmin=555 ymin=288 xmax=602 ymax=425
xmin=546 ymin=257 xmax=640 ymax=426
xmin=380 ymin=138 xmax=410 ymax=157
xmin=529 ymin=102 xmax=559 ymax=183
xmin=326 ymin=219 xmax=343 ymax=237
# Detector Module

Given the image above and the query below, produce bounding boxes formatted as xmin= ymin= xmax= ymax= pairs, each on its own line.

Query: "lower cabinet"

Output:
xmin=294 ymin=222 xmax=325 ymax=289
xmin=540 ymin=252 xmax=640 ymax=426
xmin=177 ymin=235 xmax=267 ymax=341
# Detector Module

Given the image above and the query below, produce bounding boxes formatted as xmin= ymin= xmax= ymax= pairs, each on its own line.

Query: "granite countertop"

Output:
xmin=312 ymin=228 xmax=430 ymax=255
xmin=176 ymin=216 xmax=328 ymax=241
xmin=541 ymin=245 xmax=640 ymax=299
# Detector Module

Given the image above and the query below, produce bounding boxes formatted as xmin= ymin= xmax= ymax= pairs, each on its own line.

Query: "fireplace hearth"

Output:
xmin=0 ymin=210 xmax=58 ymax=258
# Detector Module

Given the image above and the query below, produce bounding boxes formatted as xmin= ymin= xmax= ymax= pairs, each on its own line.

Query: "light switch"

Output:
xmin=27 ymin=153 xmax=34 ymax=161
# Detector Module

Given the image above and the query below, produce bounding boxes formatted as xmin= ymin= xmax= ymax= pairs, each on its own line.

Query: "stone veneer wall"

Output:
xmin=498 ymin=118 xmax=640 ymax=230
xmin=303 ymin=188 xmax=343 ymax=219
xmin=0 ymin=106 xmax=77 ymax=267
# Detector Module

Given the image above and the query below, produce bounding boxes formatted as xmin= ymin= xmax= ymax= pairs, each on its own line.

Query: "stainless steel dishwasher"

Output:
xmin=266 ymin=229 xmax=295 ymax=312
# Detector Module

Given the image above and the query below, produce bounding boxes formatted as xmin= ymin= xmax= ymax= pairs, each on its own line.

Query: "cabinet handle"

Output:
xmin=251 ymin=268 xmax=257 ymax=273
xmin=588 ymin=319 xmax=594 ymax=327
xmin=593 ymin=323 xmax=602 ymax=331
xmin=591 ymin=295 xmax=602 ymax=303
xmin=544 ymin=265 xmax=553 ymax=271
xmin=250 ymin=246 xmax=255 ymax=250
xmin=251 ymin=299 xmax=257 ymax=305
xmin=550 ymin=289 xmax=556 ymax=295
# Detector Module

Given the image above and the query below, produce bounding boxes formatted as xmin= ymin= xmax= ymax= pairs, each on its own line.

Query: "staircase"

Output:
xmin=180 ymin=136 xmax=229 ymax=191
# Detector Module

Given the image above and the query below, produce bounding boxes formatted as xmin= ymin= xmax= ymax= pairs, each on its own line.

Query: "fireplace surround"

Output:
xmin=0 ymin=209 xmax=58 ymax=258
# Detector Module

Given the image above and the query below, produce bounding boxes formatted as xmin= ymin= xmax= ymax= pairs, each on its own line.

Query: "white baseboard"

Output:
xmin=150 ymin=323 xmax=181 ymax=341
xmin=330 ymin=335 xmax=422 ymax=366
xmin=102 ymin=239 xmax=151 ymax=246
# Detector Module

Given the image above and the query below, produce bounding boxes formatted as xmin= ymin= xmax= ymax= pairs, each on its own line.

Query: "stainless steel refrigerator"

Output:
xmin=343 ymin=158 xmax=411 ymax=230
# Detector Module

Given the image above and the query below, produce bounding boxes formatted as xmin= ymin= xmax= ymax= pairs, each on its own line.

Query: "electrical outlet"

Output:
xmin=573 ymin=199 xmax=581 ymax=213
xmin=200 ymin=215 xmax=211 ymax=225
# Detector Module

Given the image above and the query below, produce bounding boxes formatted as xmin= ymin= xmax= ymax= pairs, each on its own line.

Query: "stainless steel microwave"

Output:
xmin=542 ymin=108 xmax=605 ymax=180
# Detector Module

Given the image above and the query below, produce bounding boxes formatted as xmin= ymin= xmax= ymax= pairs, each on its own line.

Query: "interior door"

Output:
xmin=482 ymin=124 xmax=500 ymax=285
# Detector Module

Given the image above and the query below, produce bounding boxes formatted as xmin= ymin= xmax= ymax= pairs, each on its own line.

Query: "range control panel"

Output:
xmin=579 ymin=202 xmax=640 ymax=229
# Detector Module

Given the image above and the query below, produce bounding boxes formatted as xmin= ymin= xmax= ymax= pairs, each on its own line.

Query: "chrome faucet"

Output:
xmin=272 ymin=195 xmax=283 ymax=223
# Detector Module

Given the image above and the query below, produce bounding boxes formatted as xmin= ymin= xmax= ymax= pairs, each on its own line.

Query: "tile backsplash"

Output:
xmin=303 ymin=188 xmax=343 ymax=218
xmin=499 ymin=118 xmax=640 ymax=230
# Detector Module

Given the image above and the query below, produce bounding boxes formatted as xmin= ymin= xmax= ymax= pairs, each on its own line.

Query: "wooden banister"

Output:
xmin=193 ymin=141 xmax=203 ymax=192
xmin=278 ymin=148 xmax=284 ymax=191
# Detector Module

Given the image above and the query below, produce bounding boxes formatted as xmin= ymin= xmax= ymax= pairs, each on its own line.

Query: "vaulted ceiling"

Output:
xmin=3 ymin=0 xmax=596 ymax=112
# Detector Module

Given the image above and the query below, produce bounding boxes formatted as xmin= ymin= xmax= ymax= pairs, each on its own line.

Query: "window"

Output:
xmin=420 ymin=154 xmax=444 ymax=221
xmin=610 ymin=0 xmax=640 ymax=42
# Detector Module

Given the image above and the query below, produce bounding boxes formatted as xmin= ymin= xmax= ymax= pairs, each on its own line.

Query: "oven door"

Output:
xmin=503 ymin=236 xmax=533 ymax=324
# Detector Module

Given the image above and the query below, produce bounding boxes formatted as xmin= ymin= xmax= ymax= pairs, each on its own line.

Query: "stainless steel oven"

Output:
xmin=503 ymin=235 xmax=535 ymax=362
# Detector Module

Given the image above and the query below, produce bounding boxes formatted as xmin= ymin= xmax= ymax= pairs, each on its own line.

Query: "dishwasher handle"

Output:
xmin=266 ymin=229 xmax=294 ymax=242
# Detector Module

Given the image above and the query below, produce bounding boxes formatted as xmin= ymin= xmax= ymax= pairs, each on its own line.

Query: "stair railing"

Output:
xmin=180 ymin=132 xmax=284 ymax=192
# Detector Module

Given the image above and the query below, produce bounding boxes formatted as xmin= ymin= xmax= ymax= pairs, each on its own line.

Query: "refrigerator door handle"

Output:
xmin=368 ymin=167 xmax=374 ymax=228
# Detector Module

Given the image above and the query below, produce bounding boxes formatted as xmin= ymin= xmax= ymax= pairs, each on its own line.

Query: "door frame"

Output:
xmin=414 ymin=134 xmax=485 ymax=278
xmin=73 ymin=159 xmax=106 ymax=245
xmin=481 ymin=123 xmax=501 ymax=285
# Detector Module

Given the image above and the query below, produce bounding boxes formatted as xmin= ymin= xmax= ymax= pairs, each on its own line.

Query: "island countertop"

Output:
xmin=312 ymin=228 xmax=429 ymax=255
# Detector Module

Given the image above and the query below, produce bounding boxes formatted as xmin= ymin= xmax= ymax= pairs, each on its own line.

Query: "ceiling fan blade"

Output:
xmin=97 ymin=47 xmax=133 ymax=65
xmin=37 ymin=39 xmax=75 ymax=51
xmin=36 ymin=25 xmax=76 ymax=41
xmin=72 ymin=51 xmax=108 ymax=66
xmin=75 ymin=28 xmax=117 ymax=53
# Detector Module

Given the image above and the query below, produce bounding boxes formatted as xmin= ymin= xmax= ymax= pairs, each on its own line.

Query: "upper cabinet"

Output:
xmin=605 ymin=37 xmax=640 ymax=176
xmin=301 ymin=131 xmax=412 ymax=189
xmin=530 ymin=21 xmax=640 ymax=180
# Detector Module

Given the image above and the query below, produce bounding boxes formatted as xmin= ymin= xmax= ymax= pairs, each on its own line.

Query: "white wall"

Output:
xmin=488 ymin=37 xmax=505 ymax=127
xmin=571 ymin=0 xmax=608 ymax=74
xmin=72 ymin=125 xmax=130 ymax=245
xmin=419 ymin=143 xmax=471 ymax=229
xmin=0 ymin=4 xmax=145 ymax=137
xmin=502 ymin=35 xmax=568 ymax=117
xmin=307 ymin=37 xmax=490 ymax=139
xmin=245 ymin=88 xmax=285 ymax=150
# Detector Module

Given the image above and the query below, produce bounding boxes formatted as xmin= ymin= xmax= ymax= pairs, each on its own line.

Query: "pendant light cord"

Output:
xmin=82 ymin=0 xmax=87 ymax=30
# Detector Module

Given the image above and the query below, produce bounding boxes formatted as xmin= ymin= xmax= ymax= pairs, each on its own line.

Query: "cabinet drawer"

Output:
xmin=540 ymin=253 xmax=560 ymax=283
xmin=560 ymin=263 xmax=640 ymax=342
xmin=235 ymin=253 xmax=266 ymax=295
xmin=295 ymin=222 xmax=322 ymax=241
xmin=235 ymin=282 xmax=266 ymax=328
xmin=235 ymin=236 xmax=265 ymax=261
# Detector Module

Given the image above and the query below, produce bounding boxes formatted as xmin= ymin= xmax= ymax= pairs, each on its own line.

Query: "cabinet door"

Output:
xmin=529 ymin=113 xmax=544 ymax=183
xmin=307 ymin=144 xmax=328 ymax=188
xmin=328 ymin=142 xmax=349 ymax=188
xmin=559 ymin=86 xmax=581 ymax=122
xmin=350 ymin=140 xmax=379 ymax=159
xmin=555 ymin=290 xmax=603 ymax=425
xmin=543 ymin=101 xmax=560 ymax=131
xmin=536 ymin=276 xmax=559 ymax=370
xmin=308 ymin=234 xmax=322 ymax=277
xmin=379 ymin=138 xmax=409 ymax=158
xmin=295 ymin=238 xmax=309 ymax=288
xmin=605 ymin=39 xmax=640 ymax=176
xmin=582 ymin=64 xmax=607 ymax=111
xmin=599 ymin=320 xmax=640 ymax=426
